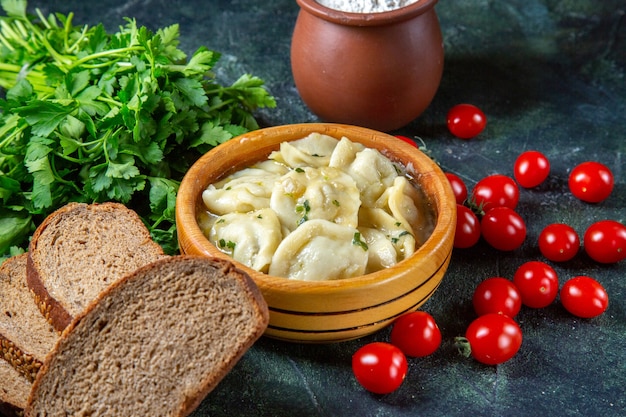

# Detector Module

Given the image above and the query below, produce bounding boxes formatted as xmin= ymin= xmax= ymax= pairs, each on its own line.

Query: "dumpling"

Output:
xmin=359 ymin=227 xmax=399 ymax=272
xmin=328 ymin=136 xmax=365 ymax=168
xmin=269 ymin=132 xmax=339 ymax=168
xmin=375 ymin=176 xmax=419 ymax=232
xmin=375 ymin=176 xmax=434 ymax=246
xmin=269 ymin=219 xmax=368 ymax=281
xmin=338 ymin=147 xmax=399 ymax=207
xmin=209 ymin=208 xmax=282 ymax=273
xmin=359 ymin=207 xmax=416 ymax=261
xmin=270 ymin=166 xmax=361 ymax=232
xmin=201 ymin=160 xmax=287 ymax=214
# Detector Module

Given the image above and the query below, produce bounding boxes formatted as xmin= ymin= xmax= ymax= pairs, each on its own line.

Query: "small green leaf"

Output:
xmin=0 ymin=0 xmax=27 ymax=19
xmin=121 ymin=140 xmax=163 ymax=165
xmin=6 ymin=78 xmax=34 ymax=102
xmin=192 ymin=122 xmax=232 ymax=148
xmin=68 ymin=70 xmax=91 ymax=96
xmin=148 ymin=176 xmax=178 ymax=220
xmin=59 ymin=115 xmax=85 ymax=139
xmin=0 ymin=175 xmax=21 ymax=201
xmin=16 ymin=100 xmax=74 ymax=137
xmin=0 ymin=209 xmax=32 ymax=254
xmin=76 ymin=86 xmax=108 ymax=116
xmin=106 ymin=158 xmax=141 ymax=179
xmin=105 ymin=176 xmax=145 ymax=202
xmin=173 ymin=77 xmax=207 ymax=107
xmin=184 ymin=48 xmax=219 ymax=75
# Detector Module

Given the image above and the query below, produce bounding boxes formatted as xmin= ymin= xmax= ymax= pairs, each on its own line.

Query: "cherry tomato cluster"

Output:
xmin=457 ymin=262 xmax=609 ymax=365
xmin=451 ymin=173 xmax=527 ymax=252
xmin=447 ymin=150 xmax=624 ymax=264
xmin=441 ymin=122 xmax=619 ymax=365
xmin=352 ymin=311 xmax=441 ymax=394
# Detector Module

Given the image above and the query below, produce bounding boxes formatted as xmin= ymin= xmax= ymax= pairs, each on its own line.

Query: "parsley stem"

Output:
xmin=0 ymin=116 xmax=24 ymax=149
xmin=0 ymin=64 xmax=51 ymax=91
xmin=12 ymin=20 xmax=29 ymax=39
xmin=96 ymin=95 xmax=123 ymax=108
xmin=70 ymin=46 xmax=145 ymax=69
xmin=34 ymin=9 xmax=55 ymax=31
xmin=0 ymin=31 xmax=14 ymax=51
xmin=40 ymin=36 xmax=73 ymax=67
xmin=66 ymin=24 xmax=88 ymax=54
xmin=0 ymin=20 xmax=34 ymax=54
xmin=206 ymin=97 xmax=237 ymax=112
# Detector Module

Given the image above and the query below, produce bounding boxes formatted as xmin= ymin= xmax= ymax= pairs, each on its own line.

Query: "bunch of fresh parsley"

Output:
xmin=0 ymin=0 xmax=276 ymax=259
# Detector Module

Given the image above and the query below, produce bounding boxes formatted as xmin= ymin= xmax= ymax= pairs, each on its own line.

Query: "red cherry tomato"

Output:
xmin=538 ymin=223 xmax=580 ymax=262
xmin=568 ymin=161 xmax=614 ymax=203
xmin=445 ymin=172 xmax=468 ymax=204
xmin=394 ymin=135 xmax=418 ymax=148
xmin=513 ymin=261 xmax=559 ymax=308
xmin=454 ymin=204 xmax=481 ymax=249
xmin=390 ymin=311 xmax=441 ymax=358
xmin=480 ymin=207 xmax=526 ymax=251
xmin=583 ymin=220 xmax=626 ymax=264
xmin=446 ymin=104 xmax=487 ymax=139
xmin=352 ymin=342 xmax=408 ymax=394
xmin=560 ymin=276 xmax=609 ymax=318
xmin=471 ymin=174 xmax=520 ymax=212
xmin=472 ymin=277 xmax=522 ymax=318
xmin=514 ymin=150 xmax=550 ymax=188
xmin=464 ymin=313 xmax=522 ymax=365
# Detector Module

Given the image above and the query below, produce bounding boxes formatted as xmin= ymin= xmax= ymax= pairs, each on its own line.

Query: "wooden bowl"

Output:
xmin=176 ymin=123 xmax=456 ymax=343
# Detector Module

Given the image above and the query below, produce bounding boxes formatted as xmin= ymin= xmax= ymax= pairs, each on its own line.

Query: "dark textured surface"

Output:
xmin=25 ymin=1 xmax=626 ymax=416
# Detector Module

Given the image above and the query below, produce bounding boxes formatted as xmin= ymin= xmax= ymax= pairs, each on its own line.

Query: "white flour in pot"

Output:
xmin=317 ymin=0 xmax=420 ymax=13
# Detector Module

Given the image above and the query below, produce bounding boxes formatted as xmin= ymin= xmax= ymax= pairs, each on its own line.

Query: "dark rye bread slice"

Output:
xmin=0 ymin=254 xmax=59 ymax=382
xmin=0 ymin=359 xmax=31 ymax=417
xmin=27 ymin=202 xmax=167 ymax=331
xmin=26 ymin=256 xmax=269 ymax=417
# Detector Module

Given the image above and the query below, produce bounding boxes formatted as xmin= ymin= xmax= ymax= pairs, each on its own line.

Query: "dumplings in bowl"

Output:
xmin=176 ymin=123 xmax=455 ymax=342
xmin=199 ymin=133 xmax=435 ymax=281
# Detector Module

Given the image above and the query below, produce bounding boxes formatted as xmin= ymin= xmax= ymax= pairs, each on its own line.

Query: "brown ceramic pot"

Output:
xmin=291 ymin=0 xmax=444 ymax=132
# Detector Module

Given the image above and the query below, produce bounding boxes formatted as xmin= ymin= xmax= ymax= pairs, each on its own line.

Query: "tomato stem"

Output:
xmin=454 ymin=336 xmax=472 ymax=358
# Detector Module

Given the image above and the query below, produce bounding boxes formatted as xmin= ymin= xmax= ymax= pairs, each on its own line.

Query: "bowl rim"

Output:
xmin=176 ymin=123 xmax=456 ymax=292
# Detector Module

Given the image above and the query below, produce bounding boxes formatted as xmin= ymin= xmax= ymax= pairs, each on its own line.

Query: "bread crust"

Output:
xmin=25 ymin=253 xmax=71 ymax=333
xmin=25 ymin=255 xmax=269 ymax=417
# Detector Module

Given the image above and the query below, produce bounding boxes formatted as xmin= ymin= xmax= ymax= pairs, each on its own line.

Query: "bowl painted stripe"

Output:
xmin=266 ymin=283 xmax=441 ymax=335
xmin=267 ymin=248 xmax=451 ymax=317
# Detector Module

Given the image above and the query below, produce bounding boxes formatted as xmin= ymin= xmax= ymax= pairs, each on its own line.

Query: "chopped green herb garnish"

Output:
xmin=218 ymin=239 xmax=236 ymax=250
xmin=391 ymin=230 xmax=412 ymax=244
xmin=352 ymin=232 xmax=368 ymax=251
xmin=295 ymin=199 xmax=310 ymax=225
